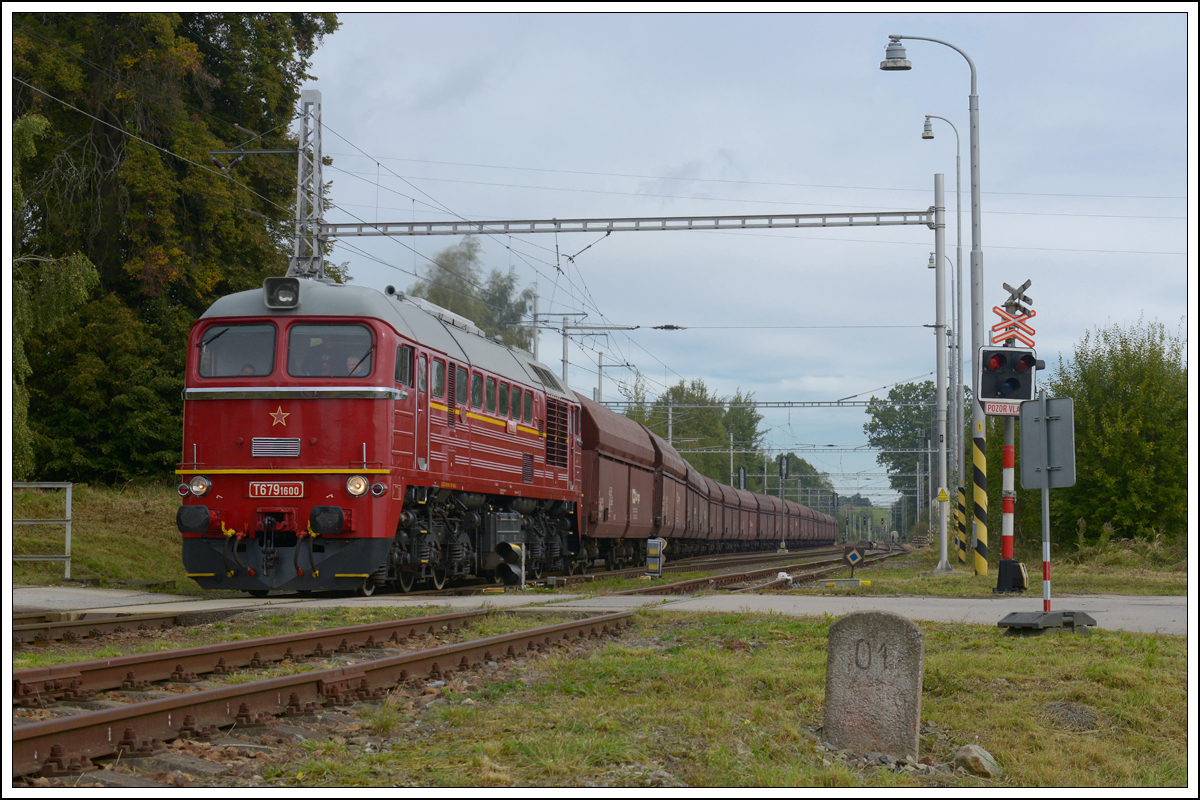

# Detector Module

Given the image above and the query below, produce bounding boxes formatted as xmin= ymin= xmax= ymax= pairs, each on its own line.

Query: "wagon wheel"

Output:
xmin=395 ymin=569 xmax=416 ymax=594
xmin=604 ymin=554 xmax=616 ymax=573
xmin=430 ymin=568 xmax=447 ymax=591
xmin=246 ymin=589 xmax=269 ymax=598
xmin=356 ymin=578 xmax=377 ymax=597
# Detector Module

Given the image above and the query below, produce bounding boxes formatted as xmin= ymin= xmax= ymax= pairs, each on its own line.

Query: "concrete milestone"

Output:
xmin=822 ymin=610 xmax=925 ymax=761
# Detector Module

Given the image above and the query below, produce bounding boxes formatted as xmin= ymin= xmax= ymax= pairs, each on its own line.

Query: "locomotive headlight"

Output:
xmin=264 ymin=277 xmax=300 ymax=309
xmin=346 ymin=475 xmax=369 ymax=496
xmin=188 ymin=475 xmax=212 ymax=497
xmin=370 ymin=482 xmax=387 ymax=497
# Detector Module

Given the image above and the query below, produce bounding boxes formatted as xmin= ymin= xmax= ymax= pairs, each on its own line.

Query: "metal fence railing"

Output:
xmin=13 ymin=482 xmax=73 ymax=579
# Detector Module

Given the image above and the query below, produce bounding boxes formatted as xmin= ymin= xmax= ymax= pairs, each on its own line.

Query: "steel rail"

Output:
xmin=13 ymin=610 xmax=488 ymax=707
xmin=728 ymin=551 xmax=905 ymax=593
xmin=13 ymin=611 xmax=183 ymax=645
xmin=12 ymin=610 xmax=635 ymax=777
xmin=612 ymin=557 xmax=847 ymax=596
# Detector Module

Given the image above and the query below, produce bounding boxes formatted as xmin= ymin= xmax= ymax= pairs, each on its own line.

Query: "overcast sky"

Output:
xmin=301 ymin=9 xmax=1193 ymax=507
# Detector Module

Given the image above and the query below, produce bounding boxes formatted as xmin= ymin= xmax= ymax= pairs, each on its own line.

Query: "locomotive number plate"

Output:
xmin=248 ymin=481 xmax=304 ymax=498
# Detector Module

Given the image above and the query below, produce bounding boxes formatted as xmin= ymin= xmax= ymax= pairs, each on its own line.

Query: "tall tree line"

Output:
xmin=12 ymin=12 xmax=339 ymax=481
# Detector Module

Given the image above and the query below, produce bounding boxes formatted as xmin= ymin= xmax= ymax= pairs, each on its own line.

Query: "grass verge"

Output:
xmin=271 ymin=610 xmax=1188 ymax=787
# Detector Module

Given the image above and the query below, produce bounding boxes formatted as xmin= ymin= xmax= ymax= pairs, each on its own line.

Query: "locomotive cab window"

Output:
xmin=486 ymin=377 xmax=497 ymax=414
xmin=471 ymin=372 xmax=483 ymax=409
xmin=288 ymin=324 xmax=374 ymax=378
xmin=456 ymin=367 xmax=468 ymax=406
xmin=433 ymin=360 xmax=445 ymax=398
xmin=395 ymin=344 xmax=414 ymax=386
xmin=198 ymin=323 xmax=276 ymax=378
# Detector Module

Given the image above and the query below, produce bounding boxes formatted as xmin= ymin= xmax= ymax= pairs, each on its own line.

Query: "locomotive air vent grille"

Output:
xmin=251 ymin=437 xmax=301 ymax=457
xmin=522 ymin=453 xmax=534 ymax=483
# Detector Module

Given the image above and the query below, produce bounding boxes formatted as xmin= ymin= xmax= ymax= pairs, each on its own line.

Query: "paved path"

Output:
xmin=13 ymin=586 xmax=1189 ymax=636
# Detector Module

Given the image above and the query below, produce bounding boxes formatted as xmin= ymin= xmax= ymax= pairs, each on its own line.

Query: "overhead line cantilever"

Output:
xmin=321 ymin=209 xmax=935 ymax=238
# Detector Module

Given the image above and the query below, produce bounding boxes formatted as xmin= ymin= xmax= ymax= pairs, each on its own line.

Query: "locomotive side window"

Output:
xmin=485 ymin=377 xmax=497 ymax=414
xmin=471 ymin=372 xmax=483 ymax=409
xmin=456 ymin=367 xmax=468 ymax=405
xmin=523 ymin=390 xmax=533 ymax=423
xmin=395 ymin=345 xmax=414 ymax=386
xmin=498 ymin=383 xmax=509 ymax=417
xmin=433 ymin=360 xmax=445 ymax=398
xmin=418 ymin=356 xmax=427 ymax=393
xmin=288 ymin=323 xmax=373 ymax=377
xmin=198 ymin=323 xmax=276 ymax=378
xmin=512 ymin=386 xmax=523 ymax=419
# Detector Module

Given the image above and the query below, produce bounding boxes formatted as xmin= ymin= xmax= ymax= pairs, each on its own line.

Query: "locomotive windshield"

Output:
xmin=288 ymin=323 xmax=374 ymax=378
xmin=198 ymin=323 xmax=276 ymax=377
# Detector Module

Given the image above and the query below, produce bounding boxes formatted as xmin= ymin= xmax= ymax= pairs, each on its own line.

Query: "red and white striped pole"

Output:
xmin=1043 ymin=539 xmax=1051 ymax=612
xmin=1001 ymin=419 xmax=1015 ymax=559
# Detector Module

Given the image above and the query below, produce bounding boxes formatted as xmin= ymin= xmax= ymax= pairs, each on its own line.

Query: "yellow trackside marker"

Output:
xmin=186 ymin=573 xmax=216 ymax=578
xmin=973 ymin=436 xmax=988 ymax=576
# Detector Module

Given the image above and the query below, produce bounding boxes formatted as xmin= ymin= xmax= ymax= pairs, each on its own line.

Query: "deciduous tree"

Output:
xmin=1044 ymin=319 xmax=1187 ymax=542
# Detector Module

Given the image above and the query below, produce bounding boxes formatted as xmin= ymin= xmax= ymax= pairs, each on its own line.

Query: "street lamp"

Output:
xmin=922 ymin=115 xmax=965 ymax=499
xmin=881 ymin=34 xmax=987 ymax=578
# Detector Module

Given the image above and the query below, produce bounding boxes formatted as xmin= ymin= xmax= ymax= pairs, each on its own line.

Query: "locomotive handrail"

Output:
xmin=184 ymin=386 xmax=407 ymax=400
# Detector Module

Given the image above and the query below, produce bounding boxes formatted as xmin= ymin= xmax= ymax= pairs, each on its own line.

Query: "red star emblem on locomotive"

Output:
xmin=270 ymin=406 xmax=289 ymax=426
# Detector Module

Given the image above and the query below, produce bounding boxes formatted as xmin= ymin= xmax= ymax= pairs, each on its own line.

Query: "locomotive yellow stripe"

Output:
xmin=427 ymin=401 xmax=545 ymax=437
xmin=175 ymin=469 xmax=392 ymax=475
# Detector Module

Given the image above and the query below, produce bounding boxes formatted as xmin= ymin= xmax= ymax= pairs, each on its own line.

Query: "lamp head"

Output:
xmin=880 ymin=38 xmax=912 ymax=71
xmin=922 ymin=117 xmax=935 ymax=139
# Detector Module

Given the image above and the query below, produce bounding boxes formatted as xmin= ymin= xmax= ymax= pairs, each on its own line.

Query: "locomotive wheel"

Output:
xmin=246 ymin=590 xmax=269 ymax=598
xmin=396 ymin=569 xmax=415 ymax=593
xmin=566 ymin=559 xmax=579 ymax=576
xmin=430 ymin=568 xmax=447 ymax=591
xmin=528 ymin=560 xmax=543 ymax=581
xmin=356 ymin=578 xmax=377 ymax=597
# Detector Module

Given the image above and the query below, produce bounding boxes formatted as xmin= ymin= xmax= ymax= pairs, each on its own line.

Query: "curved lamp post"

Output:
xmin=923 ymin=115 xmax=964 ymax=501
xmin=882 ymin=34 xmax=988 ymax=577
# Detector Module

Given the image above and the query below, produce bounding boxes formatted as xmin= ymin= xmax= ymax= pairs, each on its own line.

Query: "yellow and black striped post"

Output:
xmin=972 ymin=429 xmax=988 ymax=575
xmin=955 ymin=486 xmax=968 ymax=565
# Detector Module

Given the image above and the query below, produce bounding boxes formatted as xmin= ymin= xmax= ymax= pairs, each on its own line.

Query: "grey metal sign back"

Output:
xmin=1020 ymin=396 xmax=1076 ymax=490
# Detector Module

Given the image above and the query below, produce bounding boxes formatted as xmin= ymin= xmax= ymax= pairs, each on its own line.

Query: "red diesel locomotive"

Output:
xmin=177 ymin=277 xmax=836 ymax=596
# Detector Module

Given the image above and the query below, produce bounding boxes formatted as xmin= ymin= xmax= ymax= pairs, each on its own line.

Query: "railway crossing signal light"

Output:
xmin=976 ymin=346 xmax=1043 ymax=402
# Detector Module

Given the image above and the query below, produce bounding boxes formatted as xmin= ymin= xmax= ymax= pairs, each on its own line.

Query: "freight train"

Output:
xmin=177 ymin=277 xmax=837 ymax=596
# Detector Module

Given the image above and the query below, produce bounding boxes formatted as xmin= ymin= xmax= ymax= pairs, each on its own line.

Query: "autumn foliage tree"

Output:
xmin=13 ymin=12 xmax=339 ymax=481
xmin=407 ymin=236 xmax=535 ymax=351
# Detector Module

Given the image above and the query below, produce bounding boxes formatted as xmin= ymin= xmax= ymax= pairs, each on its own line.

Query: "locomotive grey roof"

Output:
xmin=201 ymin=279 xmax=573 ymax=399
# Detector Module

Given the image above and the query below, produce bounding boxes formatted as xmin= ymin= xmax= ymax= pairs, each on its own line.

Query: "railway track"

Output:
xmin=614 ymin=550 xmax=904 ymax=596
xmin=13 ymin=609 xmax=490 ymax=708
xmin=12 ymin=610 xmax=635 ymax=778
xmin=13 ymin=611 xmax=184 ymax=646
